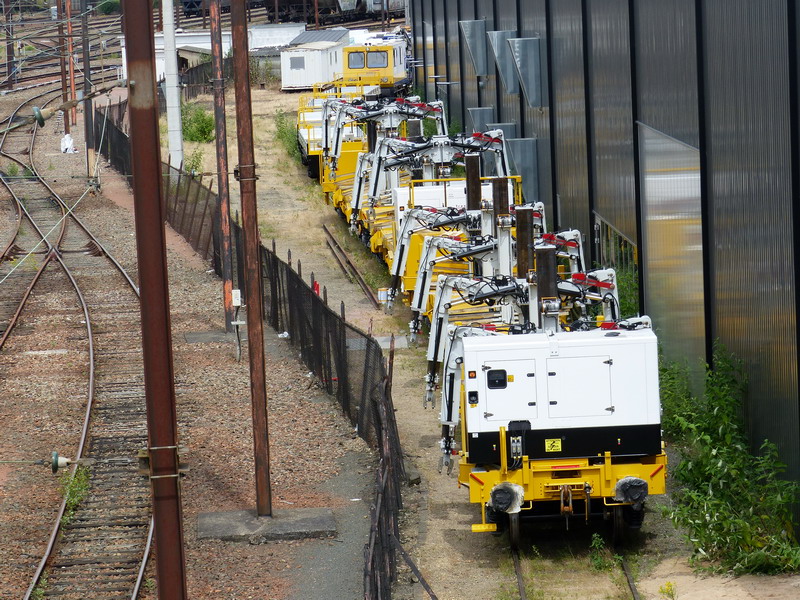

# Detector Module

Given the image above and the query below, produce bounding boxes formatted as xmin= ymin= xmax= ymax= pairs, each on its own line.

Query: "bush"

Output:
xmin=97 ymin=0 xmax=121 ymax=15
xmin=661 ymin=344 xmax=800 ymax=573
xmin=182 ymin=103 xmax=215 ymax=143
xmin=275 ymin=110 xmax=300 ymax=161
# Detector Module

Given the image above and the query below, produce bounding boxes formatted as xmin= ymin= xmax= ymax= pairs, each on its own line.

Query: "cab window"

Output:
xmin=348 ymin=51 xmax=365 ymax=69
xmin=367 ymin=51 xmax=388 ymax=69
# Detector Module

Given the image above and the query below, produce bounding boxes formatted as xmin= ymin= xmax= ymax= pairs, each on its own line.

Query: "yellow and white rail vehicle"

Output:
xmin=427 ymin=229 xmax=666 ymax=546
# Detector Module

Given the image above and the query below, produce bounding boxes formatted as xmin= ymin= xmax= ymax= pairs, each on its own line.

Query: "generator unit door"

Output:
xmin=546 ymin=356 xmax=613 ymax=418
xmin=482 ymin=358 xmax=537 ymax=424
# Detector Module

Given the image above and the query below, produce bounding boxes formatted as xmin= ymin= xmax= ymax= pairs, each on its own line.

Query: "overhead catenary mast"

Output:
xmin=163 ymin=0 xmax=184 ymax=168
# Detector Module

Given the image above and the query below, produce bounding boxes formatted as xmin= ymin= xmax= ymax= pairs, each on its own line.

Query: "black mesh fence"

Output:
xmin=95 ymin=104 xmax=410 ymax=599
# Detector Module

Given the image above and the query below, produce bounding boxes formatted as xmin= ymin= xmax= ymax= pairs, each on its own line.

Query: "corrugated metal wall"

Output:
xmin=702 ymin=0 xmax=799 ymax=479
xmin=445 ymin=0 xmax=463 ymax=130
xmin=409 ymin=0 xmax=800 ymax=484
xmin=519 ymin=0 xmax=553 ymax=213
xmin=494 ymin=0 xmax=521 ymax=133
xmin=586 ymin=0 xmax=635 ymax=242
xmin=458 ymin=1 xmax=480 ymax=130
xmin=633 ymin=0 xmax=699 ymax=148
xmin=550 ymin=0 xmax=590 ymax=237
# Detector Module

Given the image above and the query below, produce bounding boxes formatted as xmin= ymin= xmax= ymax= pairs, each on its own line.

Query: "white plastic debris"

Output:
xmin=60 ymin=134 xmax=77 ymax=154
xmin=277 ymin=331 xmax=290 ymax=339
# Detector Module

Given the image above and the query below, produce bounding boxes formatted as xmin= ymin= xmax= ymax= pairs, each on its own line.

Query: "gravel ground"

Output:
xmin=1 ymin=86 xmax=378 ymax=599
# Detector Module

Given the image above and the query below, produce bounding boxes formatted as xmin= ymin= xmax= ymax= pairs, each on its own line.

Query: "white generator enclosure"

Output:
xmin=460 ymin=328 xmax=661 ymax=463
xmin=281 ymin=41 xmax=346 ymax=90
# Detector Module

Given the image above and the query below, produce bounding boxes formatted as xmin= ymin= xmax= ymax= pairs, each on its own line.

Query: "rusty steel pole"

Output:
xmin=210 ymin=0 xmax=235 ymax=333
xmin=3 ymin=0 xmax=14 ymax=90
xmin=57 ymin=0 xmax=69 ymax=134
xmin=81 ymin=0 xmax=94 ymax=179
xmin=122 ymin=1 xmax=188 ymax=597
xmin=65 ymin=0 xmax=77 ymax=125
xmin=230 ymin=0 xmax=273 ymax=517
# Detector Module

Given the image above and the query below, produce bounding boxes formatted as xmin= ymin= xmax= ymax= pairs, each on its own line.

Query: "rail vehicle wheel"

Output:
xmin=610 ymin=505 xmax=625 ymax=547
xmin=508 ymin=512 xmax=521 ymax=550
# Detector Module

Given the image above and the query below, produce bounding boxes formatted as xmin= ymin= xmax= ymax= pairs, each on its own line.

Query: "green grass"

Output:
xmin=59 ymin=465 xmax=91 ymax=527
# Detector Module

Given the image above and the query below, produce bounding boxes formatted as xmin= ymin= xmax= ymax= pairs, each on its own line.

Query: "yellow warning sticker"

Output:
xmin=545 ymin=438 xmax=562 ymax=452
xmin=507 ymin=374 xmax=515 ymax=383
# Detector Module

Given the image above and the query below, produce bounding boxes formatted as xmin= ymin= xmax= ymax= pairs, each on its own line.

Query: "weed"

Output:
xmin=144 ymin=578 xmax=156 ymax=591
xmin=275 ymin=110 xmax=300 ymax=161
xmin=30 ymin=574 xmax=47 ymax=600
xmin=184 ymin=148 xmax=204 ymax=175
xmin=659 ymin=581 xmax=677 ymax=599
xmin=59 ymin=465 xmax=91 ymax=527
xmin=6 ymin=162 xmax=18 ymax=177
xmin=182 ymin=103 xmax=215 ymax=143
xmin=588 ymin=533 xmax=617 ymax=571
xmin=661 ymin=344 xmax=800 ymax=573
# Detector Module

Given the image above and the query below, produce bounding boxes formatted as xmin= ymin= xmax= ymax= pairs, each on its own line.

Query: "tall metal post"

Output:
xmin=3 ymin=0 xmax=14 ymax=90
xmin=80 ymin=0 xmax=93 ymax=179
xmin=57 ymin=0 xmax=70 ymax=133
xmin=210 ymin=0 xmax=235 ymax=333
xmin=163 ymin=0 xmax=184 ymax=168
xmin=122 ymin=2 xmax=188 ymax=597
xmin=230 ymin=0 xmax=273 ymax=517
xmin=65 ymin=0 xmax=77 ymax=125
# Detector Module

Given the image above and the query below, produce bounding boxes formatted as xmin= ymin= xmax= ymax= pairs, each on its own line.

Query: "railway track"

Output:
xmin=322 ymin=223 xmax=381 ymax=309
xmin=0 ymin=84 xmax=153 ymax=599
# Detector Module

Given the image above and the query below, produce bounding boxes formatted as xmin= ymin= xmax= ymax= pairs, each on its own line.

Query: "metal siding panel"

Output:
xmin=460 ymin=1 xmax=481 ymax=127
xmin=551 ymin=0 xmax=590 ymax=237
xmin=634 ymin=0 xmax=699 ymax=148
xmin=434 ymin=0 xmax=448 ymax=88
xmin=447 ymin=1 xmax=464 ymax=131
xmin=587 ymin=0 xmax=636 ymax=242
xmin=495 ymin=0 xmax=521 ymax=128
xmin=519 ymin=0 xmax=553 ymax=215
xmin=639 ymin=126 xmax=706 ymax=373
xmin=412 ymin=0 xmax=425 ymax=90
xmin=477 ymin=0 xmax=498 ymax=117
xmin=423 ymin=0 xmax=436 ymax=100
xmin=703 ymin=0 xmax=799 ymax=480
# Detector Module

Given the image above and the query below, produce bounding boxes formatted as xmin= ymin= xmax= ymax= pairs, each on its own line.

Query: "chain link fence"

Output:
xmin=95 ymin=105 xmax=412 ymax=599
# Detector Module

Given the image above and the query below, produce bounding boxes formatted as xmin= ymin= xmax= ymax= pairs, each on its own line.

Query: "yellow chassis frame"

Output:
xmin=458 ymin=426 xmax=667 ymax=533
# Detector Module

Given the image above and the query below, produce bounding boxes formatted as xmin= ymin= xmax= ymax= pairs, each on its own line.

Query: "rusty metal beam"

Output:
xmin=230 ymin=0 xmax=273 ymax=517
xmin=210 ymin=0 xmax=235 ymax=333
xmin=121 ymin=1 xmax=188 ymax=597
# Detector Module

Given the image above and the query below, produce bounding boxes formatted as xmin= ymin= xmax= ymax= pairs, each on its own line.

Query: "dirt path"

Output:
xmin=183 ymin=84 xmax=800 ymax=599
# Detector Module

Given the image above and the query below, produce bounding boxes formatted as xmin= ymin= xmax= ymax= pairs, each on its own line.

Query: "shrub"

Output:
xmin=661 ymin=344 xmax=800 ymax=573
xmin=97 ymin=0 xmax=121 ymax=15
xmin=181 ymin=103 xmax=215 ymax=143
xmin=275 ymin=110 xmax=300 ymax=161
xmin=184 ymin=148 xmax=204 ymax=175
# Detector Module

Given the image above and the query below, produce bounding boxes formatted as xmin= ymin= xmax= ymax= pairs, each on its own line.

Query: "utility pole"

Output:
xmin=80 ymin=0 xmax=93 ymax=180
xmin=314 ymin=0 xmax=319 ymax=30
xmin=3 ymin=0 xmax=14 ymax=90
xmin=163 ymin=0 xmax=184 ymax=168
xmin=230 ymin=0 xmax=273 ymax=518
xmin=121 ymin=0 xmax=188 ymax=597
xmin=57 ymin=0 xmax=69 ymax=133
xmin=273 ymin=0 xmax=278 ymax=24
xmin=65 ymin=0 xmax=76 ymax=126
xmin=210 ymin=0 xmax=234 ymax=333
